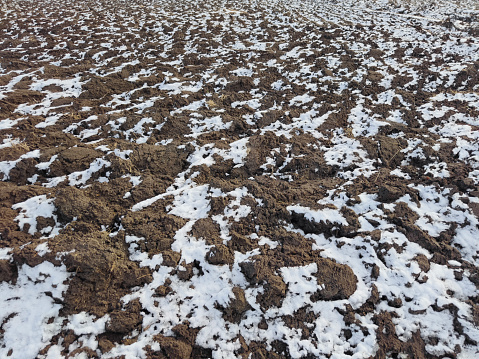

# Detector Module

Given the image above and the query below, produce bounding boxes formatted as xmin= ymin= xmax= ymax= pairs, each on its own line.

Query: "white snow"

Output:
xmin=0 ymin=262 xmax=70 ymax=359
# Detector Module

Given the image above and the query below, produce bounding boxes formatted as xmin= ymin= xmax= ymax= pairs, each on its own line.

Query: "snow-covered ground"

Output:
xmin=1 ymin=0 xmax=479 ymax=358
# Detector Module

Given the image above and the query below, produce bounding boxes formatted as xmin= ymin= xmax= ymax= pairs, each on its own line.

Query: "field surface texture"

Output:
xmin=1 ymin=0 xmax=479 ymax=358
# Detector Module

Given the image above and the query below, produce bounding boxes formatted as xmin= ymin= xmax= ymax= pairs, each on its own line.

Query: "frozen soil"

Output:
xmin=1 ymin=0 xmax=479 ymax=358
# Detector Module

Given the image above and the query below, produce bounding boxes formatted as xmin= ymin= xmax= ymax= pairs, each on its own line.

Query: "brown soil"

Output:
xmin=1 ymin=0 xmax=479 ymax=358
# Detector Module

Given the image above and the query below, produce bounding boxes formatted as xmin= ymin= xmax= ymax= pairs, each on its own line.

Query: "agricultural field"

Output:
xmin=1 ymin=0 xmax=479 ymax=358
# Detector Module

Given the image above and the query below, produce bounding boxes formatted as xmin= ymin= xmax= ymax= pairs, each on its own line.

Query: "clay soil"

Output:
xmin=1 ymin=0 xmax=479 ymax=358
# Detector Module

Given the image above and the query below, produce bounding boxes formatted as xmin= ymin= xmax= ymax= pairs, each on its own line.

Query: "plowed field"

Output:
xmin=1 ymin=0 xmax=479 ymax=358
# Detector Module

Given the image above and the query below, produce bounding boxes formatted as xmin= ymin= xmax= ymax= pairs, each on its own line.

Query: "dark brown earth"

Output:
xmin=1 ymin=0 xmax=479 ymax=358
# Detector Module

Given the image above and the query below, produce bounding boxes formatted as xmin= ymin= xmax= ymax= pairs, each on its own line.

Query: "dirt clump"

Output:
xmin=205 ymin=244 xmax=235 ymax=265
xmin=58 ymin=230 xmax=152 ymax=317
xmin=106 ymin=299 xmax=143 ymax=334
xmin=310 ymin=258 xmax=358 ymax=301
xmin=7 ymin=157 xmax=38 ymax=185
xmin=122 ymin=209 xmax=187 ymax=254
xmin=290 ymin=205 xmax=359 ymax=237
xmin=373 ymin=312 xmax=428 ymax=359
xmin=0 ymin=143 xmax=31 ymax=162
xmin=0 ymin=260 xmax=17 ymax=283
xmin=190 ymin=217 xmax=223 ymax=245
xmin=0 ymin=183 xmax=50 ymax=247
xmin=377 ymin=184 xmax=406 ymax=203
xmin=390 ymin=202 xmax=461 ymax=261
xmin=377 ymin=135 xmax=405 ymax=168
xmin=49 ymin=146 xmax=103 ymax=177
xmin=80 ymin=74 xmax=135 ymax=100
xmin=129 ymin=142 xmax=192 ymax=177
xmin=218 ymin=287 xmax=251 ymax=323
xmin=55 ymin=186 xmax=115 ymax=225
xmin=239 ymin=230 xmax=357 ymax=309
xmin=153 ymin=335 xmax=193 ymax=359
